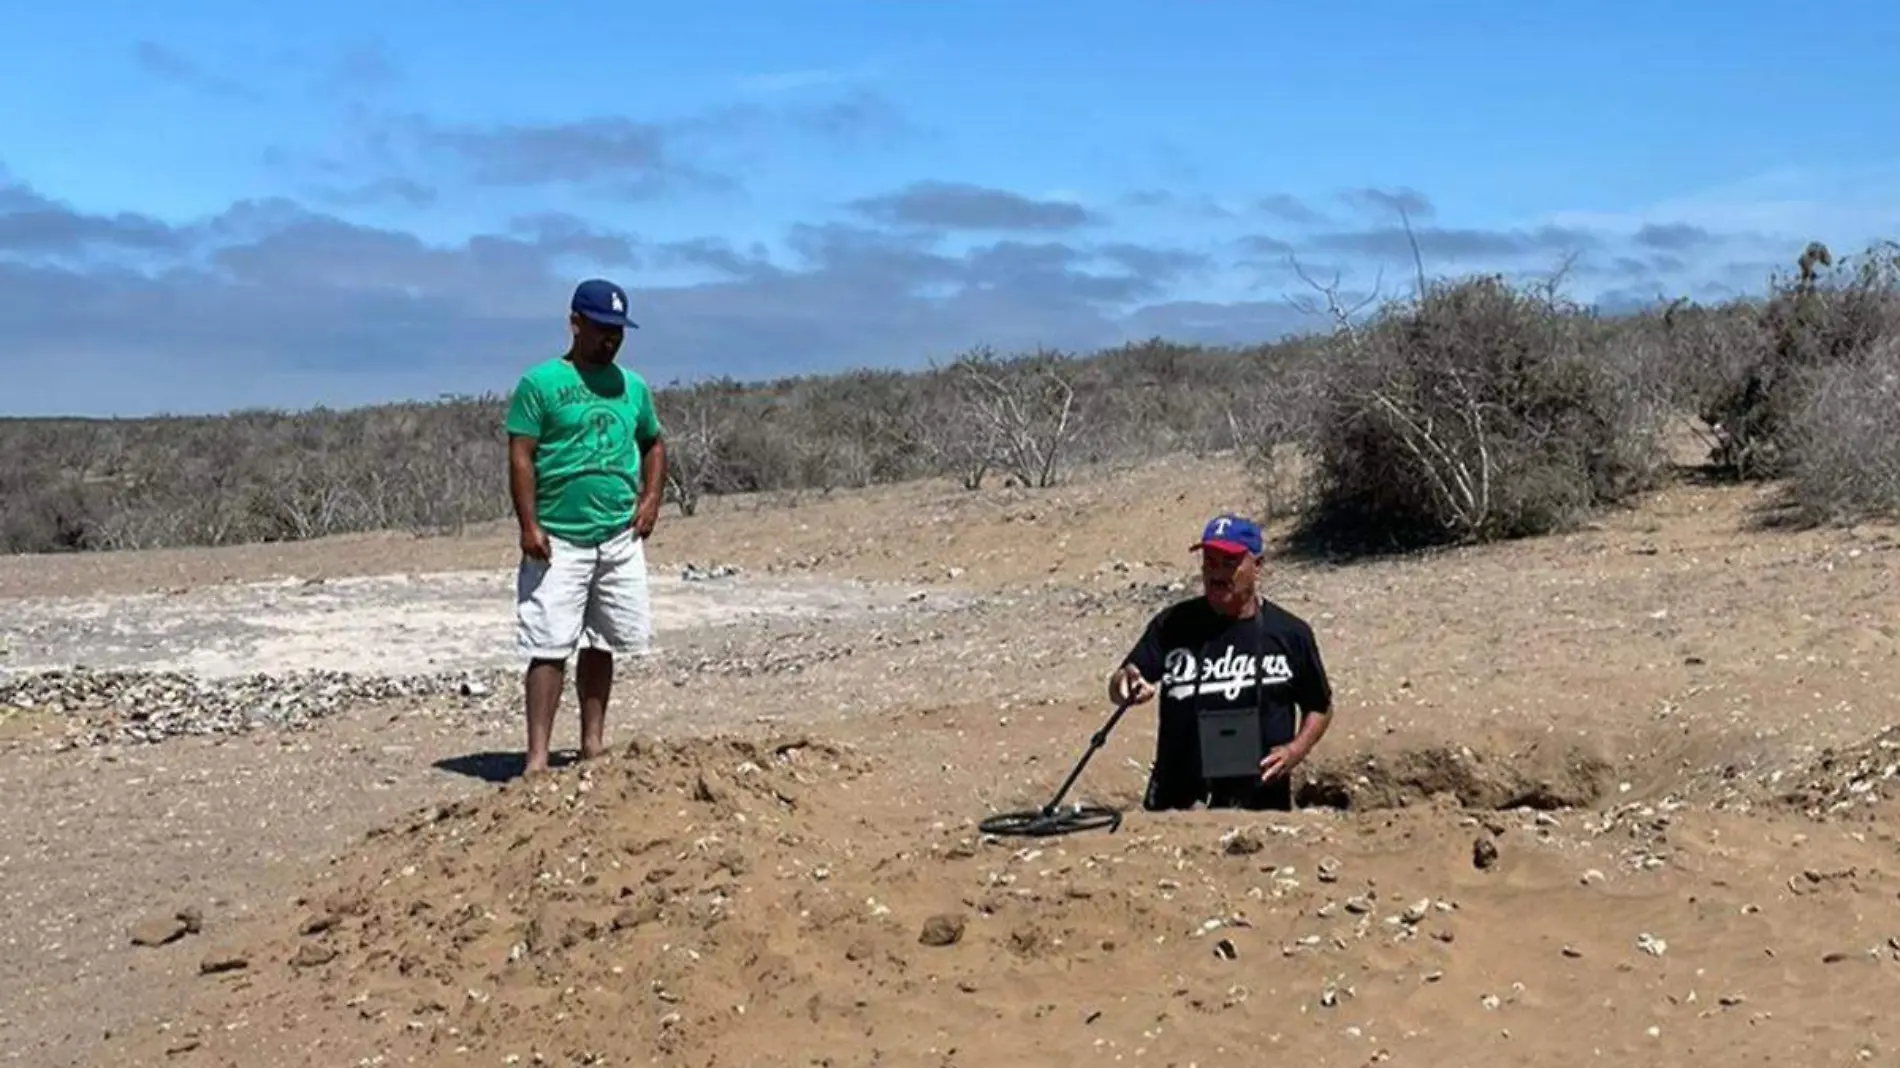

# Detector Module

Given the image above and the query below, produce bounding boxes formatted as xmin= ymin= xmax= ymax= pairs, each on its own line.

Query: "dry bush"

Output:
xmin=1649 ymin=299 xmax=1774 ymax=456
xmin=942 ymin=347 xmax=1089 ymax=489
xmin=1223 ymin=341 xmax=1327 ymax=527
xmin=0 ymin=398 xmax=511 ymax=554
xmin=1289 ymin=273 xmax=1671 ymax=554
xmin=1778 ymin=334 xmax=1900 ymax=525
xmin=1683 ymin=241 xmax=1900 ymax=478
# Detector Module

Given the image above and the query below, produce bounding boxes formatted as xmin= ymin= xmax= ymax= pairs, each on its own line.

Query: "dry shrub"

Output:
xmin=1226 ymin=344 xmax=1326 ymax=528
xmin=1290 ymin=274 xmax=1670 ymax=554
xmin=1689 ymin=241 xmax=1900 ymax=478
xmin=1779 ymin=333 xmax=1900 ymax=525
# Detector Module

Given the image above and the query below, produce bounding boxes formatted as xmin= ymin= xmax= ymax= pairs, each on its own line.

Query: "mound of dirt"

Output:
xmin=149 ymin=733 xmax=883 ymax=1060
xmin=106 ymin=725 xmax=1900 ymax=1068
xmin=1298 ymin=732 xmax=1615 ymax=811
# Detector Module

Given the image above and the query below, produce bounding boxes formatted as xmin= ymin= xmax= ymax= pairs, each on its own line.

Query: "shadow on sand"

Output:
xmin=433 ymin=749 xmax=582 ymax=783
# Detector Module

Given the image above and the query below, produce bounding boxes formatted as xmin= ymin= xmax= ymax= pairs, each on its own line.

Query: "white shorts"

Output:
xmin=515 ymin=528 xmax=654 ymax=661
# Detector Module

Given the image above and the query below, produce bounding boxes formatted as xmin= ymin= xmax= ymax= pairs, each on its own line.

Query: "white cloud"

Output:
xmin=1543 ymin=159 xmax=1900 ymax=247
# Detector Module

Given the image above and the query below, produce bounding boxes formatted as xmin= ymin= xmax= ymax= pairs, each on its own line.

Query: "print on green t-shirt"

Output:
xmin=504 ymin=356 xmax=665 ymax=548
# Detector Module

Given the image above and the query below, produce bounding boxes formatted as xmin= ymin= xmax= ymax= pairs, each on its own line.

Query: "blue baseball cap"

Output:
xmin=1191 ymin=513 xmax=1263 ymax=556
xmin=571 ymin=278 xmax=638 ymax=329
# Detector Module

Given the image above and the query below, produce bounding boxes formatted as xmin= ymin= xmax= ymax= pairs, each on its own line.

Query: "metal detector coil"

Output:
xmin=978 ymin=698 xmax=1135 ymax=838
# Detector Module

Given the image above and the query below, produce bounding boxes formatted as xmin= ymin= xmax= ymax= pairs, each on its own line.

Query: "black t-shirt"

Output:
xmin=1122 ymin=595 xmax=1333 ymax=780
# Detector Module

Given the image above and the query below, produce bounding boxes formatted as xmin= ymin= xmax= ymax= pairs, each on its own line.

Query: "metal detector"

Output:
xmin=977 ymin=698 xmax=1134 ymax=838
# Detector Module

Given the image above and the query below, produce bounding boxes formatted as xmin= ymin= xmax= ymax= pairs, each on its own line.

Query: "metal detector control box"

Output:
xmin=1196 ymin=706 xmax=1266 ymax=780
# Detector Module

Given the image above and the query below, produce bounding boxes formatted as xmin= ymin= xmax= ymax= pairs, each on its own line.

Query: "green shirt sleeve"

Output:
xmin=504 ymin=373 xmax=545 ymax=439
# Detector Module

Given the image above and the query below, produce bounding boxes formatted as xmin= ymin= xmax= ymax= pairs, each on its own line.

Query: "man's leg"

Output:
xmin=1141 ymin=746 xmax=1204 ymax=812
xmin=516 ymin=538 xmax=589 ymax=775
xmin=577 ymin=529 xmax=654 ymax=760
xmin=523 ymin=658 xmax=566 ymax=774
xmin=574 ymin=649 xmax=612 ymax=760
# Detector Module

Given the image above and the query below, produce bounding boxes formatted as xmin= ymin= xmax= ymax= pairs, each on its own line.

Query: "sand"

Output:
xmin=3 ymin=453 xmax=1900 ymax=1067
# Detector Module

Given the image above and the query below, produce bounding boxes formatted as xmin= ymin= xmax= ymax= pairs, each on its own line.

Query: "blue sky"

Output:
xmin=2 ymin=0 xmax=1895 ymax=416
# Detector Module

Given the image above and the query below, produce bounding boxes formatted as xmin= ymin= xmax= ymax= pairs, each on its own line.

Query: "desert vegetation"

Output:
xmin=3 ymin=239 xmax=1897 ymax=558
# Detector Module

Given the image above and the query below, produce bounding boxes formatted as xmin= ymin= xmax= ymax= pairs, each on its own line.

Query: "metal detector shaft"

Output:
xmin=1037 ymin=697 xmax=1135 ymax=816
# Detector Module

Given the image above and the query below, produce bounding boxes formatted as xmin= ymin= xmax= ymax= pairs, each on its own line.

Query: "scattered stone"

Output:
xmin=1636 ymin=933 xmax=1667 ymax=957
xmin=130 ymin=911 xmax=196 ymax=947
xmin=1316 ymin=857 xmax=1342 ymax=883
xmin=919 ymin=914 xmax=964 ymax=947
xmin=2 ymin=667 xmax=515 ymax=747
xmin=1221 ymin=826 xmax=1266 ymax=856
xmin=290 ymin=944 xmax=337 ymax=968
xmin=1472 ymin=837 xmax=1500 ymax=870
xmin=1775 ymin=726 xmax=1900 ymax=818
xmin=199 ymin=952 xmax=248 ymax=975
xmin=613 ymin=903 xmax=661 ymax=931
xmin=298 ymin=913 xmax=339 ymax=937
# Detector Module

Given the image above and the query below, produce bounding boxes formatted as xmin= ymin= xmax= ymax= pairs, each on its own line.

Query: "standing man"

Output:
xmin=1108 ymin=513 xmax=1334 ymax=811
xmin=504 ymin=278 xmax=668 ymax=776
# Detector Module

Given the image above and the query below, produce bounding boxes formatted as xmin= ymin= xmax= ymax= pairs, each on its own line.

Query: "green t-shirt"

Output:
xmin=504 ymin=356 xmax=665 ymax=548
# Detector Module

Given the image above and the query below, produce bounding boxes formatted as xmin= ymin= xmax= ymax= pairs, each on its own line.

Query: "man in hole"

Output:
xmin=1108 ymin=513 xmax=1334 ymax=810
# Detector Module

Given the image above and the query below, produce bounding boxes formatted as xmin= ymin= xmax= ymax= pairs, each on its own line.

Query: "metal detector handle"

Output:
xmin=1040 ymin=698 xmax=1136 ymax=817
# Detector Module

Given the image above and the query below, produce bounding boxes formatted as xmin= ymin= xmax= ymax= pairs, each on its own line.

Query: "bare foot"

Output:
xmin=578 ymin=745 xmax=608 ymax=763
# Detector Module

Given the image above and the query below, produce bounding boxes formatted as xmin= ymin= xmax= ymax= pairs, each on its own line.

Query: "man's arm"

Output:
xmin=1287 ymin=703 xmax=1333 ymax=755
xmin=633 ymin=434 xmax=667 ymax=537
xmin=509 ymin=434 xmax=539 ymax=530
xmin=1292 ymin=621 xmax=1334 ymax=721
xmin=1109 ymin=612 xmax=1167 ymax=704
xmin=640 ymin=433 xmax=667 ymax=510
xmin=632 ymin=381 xmax=668 ymax=537
xmin=1262 ymin=620 xmax=1336 ymax=782
xmin=503 ymin=378 xmax=549 ymax=558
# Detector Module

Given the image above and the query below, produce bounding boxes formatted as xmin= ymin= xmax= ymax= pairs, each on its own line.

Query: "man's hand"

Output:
xmin=1109 ymin=664 xmax=1157 ymax=706
xmin=633 ymin=494 xmax=662 ymax=539
xmin=1259 ymin=740 xmax=1311 ymax=782
xmin=520 ymin=524 xmax=551 ymax=562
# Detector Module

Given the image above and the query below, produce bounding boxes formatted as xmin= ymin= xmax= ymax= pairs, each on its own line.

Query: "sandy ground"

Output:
xmin=4 ymin=453 xmax=1900 ymax=1067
